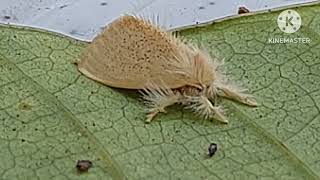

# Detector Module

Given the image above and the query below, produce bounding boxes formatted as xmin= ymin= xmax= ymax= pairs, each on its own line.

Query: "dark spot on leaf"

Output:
xmin=92 ymin=122 xmax=96 ymax=126
xmin=19 ymin=102 xmax=32 ymax=111
xmin=76 ymin=160 xmax=93 ymax=172
xmin=175 ymin=130 xmax=180 ymax=133
xmin=12 ymin=128 xmax=16 ymax=131
xmin=21 ymin=139 xmax=26 ymax=142
xmin=35 ymin=128 xmax=38 ymax=131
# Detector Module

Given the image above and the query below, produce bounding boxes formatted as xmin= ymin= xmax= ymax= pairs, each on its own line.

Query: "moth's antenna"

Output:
xmin=128 ymin=0 xmax=144 ymax=13
xmin=156 ymin=12 xmax=160 ymax=27
xmin=128 ymin=1 xmax=169 ymax=30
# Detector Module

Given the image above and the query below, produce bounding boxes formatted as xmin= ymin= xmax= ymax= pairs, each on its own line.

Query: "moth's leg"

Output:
xmin=145 ymin=97 xmax=177 ymax=123
xmin=216 ymin=85 xmax=257 ymax=107
xmin=140 ymin=85 xmax=181 ymax=123
xmin=183 ymin=95 xmax=228 ymax=123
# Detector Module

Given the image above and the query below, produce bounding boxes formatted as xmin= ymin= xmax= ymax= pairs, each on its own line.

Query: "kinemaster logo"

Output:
xmin=268 ymin=9 xmax=311 ymax=44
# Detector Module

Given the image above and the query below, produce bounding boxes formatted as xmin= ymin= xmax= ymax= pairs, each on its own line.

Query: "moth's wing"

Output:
xmin=78 ymin=15 xmax=190 ymax=89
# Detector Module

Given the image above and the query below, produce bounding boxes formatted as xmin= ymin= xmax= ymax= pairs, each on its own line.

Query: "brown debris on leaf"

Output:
xmin=76 ymin=160 xmax=93 ymax=172
xmin=238 ymin=6 xmax=250 ymax=14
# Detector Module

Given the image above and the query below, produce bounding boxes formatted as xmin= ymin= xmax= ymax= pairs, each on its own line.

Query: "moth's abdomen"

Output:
xmin=78 ymin=15 xmax=191 ymax=89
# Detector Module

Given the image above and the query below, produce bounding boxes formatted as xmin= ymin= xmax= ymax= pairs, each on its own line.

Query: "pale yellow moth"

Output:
xmin=78 ymin=15 xmax=257 ymax=123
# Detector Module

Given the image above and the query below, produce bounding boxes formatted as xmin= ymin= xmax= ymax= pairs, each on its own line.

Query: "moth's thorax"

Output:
xmin=202 ymin=67 xmax=215 ymax=86
xmin=187 ymin=49 xmax=216 ymax=87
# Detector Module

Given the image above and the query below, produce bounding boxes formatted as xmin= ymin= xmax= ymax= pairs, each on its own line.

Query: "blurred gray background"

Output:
xmin=0 ymin=0 xmax=318 ymax=41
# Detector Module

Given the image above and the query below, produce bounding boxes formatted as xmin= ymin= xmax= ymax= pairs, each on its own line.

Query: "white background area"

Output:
xmin=0 ymin=0 xmax=318 ymax=41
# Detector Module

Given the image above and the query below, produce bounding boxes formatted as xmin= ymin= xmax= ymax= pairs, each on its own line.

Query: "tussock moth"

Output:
xmin=78 ymin=15 xmax=257 ymax=123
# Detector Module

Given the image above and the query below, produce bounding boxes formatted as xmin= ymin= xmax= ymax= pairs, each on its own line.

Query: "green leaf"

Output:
xmin=0 ymin=4 xmax=320 ymax=180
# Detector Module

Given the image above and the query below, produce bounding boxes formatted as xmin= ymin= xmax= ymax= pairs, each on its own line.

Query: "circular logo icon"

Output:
xmin=277 ymin=9 xmax=301 ymax=33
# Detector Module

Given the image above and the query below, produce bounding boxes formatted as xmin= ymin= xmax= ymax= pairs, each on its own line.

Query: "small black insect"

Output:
xmin=208 ymin=143 xmax=218 ymax=157
xmin=76 ymin=160 xmax=93 ymax=172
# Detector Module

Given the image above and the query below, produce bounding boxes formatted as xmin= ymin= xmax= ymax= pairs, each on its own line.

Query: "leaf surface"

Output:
xmin=0 ymin=4 xmax=320 ymax=180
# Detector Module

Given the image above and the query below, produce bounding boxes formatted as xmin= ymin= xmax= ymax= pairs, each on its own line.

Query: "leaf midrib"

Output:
xmin=229 ymin=101 xmax=319 ymax=180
